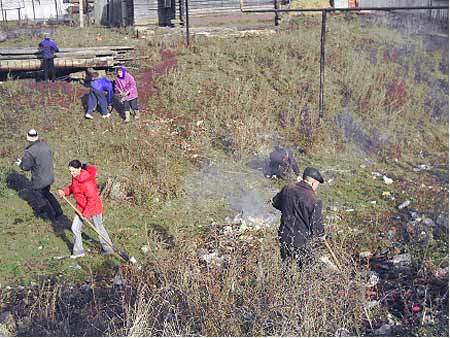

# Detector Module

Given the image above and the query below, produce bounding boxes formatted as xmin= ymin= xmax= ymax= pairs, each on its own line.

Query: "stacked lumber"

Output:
xmin=0 ymin=46 xmax=134 ymax=71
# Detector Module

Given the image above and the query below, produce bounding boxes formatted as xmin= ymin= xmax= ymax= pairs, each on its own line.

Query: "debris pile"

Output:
xmin=197 ymin=220 xmax=269 ymax=270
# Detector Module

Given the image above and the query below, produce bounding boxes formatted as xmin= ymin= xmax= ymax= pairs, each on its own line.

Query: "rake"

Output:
xmin=62 ymin=195 xmax=134 ymax=263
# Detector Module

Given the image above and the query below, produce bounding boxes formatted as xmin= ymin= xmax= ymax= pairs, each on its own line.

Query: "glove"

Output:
xmin=15 ymin=158 xmax=22 ymax=167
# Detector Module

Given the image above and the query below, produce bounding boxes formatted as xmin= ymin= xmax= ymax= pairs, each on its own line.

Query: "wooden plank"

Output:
xmin=0 ymin=57 xmax=115 ymax=71
xmin=0 ymin=51 xmax=119 ymax=60
xmin=0 ymin=46 xmax=134 ymax=55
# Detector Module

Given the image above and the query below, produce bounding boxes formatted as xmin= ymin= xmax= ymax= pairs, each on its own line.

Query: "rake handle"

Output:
xmin=324 ymin=238 xmax=342 ymax=270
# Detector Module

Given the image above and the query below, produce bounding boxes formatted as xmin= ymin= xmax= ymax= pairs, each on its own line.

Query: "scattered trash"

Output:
xmin=391 ymin=253 xmax=412 ymax=269
xmin=423 ymin=218 xmax=436 ymax=227
xmin=366 ymin=290 xmax=377 ymax=297
xmin=391 ymin=215 xmax=401 ymax=221
xmin=38 ymin=246 xmax=43 ymax=250
xmin=68 ymin=264 xmax=82 ymax=270
xmin=371 ymin=171 xmax=383 ymax=177
xmin=335 ymin=328 xmax=351 ymax=337
xmin=130 ymin=256 xmax=137 ymax=264
xmin=383 ymin=176 xmax=393 ymax=184
xmin=413 ymin=164 xmax=432 ymax=172
xmin=360 ymin=164 xmax=367 ymax=169
xmin=359 ymin=251 xmax=372 ymax=259
xmin=435 ymin=267 xmax=449 ymax=279
xmin=369 ymin=200 xmax=377 ymax=205
xmin=366 ymin=300 xmax=379 ymax=309
xmin=53 ymin=255 xmax=70 ymax=260
xmin=113 ymin=273 xmax=124 ymax=287
xmin=422 ymin=314 xmax=435 ymax=325
xmin=366 ymin=272 xmax=380 ymax=288
xmin=200 ymin=251 xmax=224 ymax=267
xmin=374 ymin=323 xmax=392 ymax=336
xmin=327 ymin=178 xmax=334 ymax=184
xmin=397 ymin=200 xmax=410 ymax=210
xmin=345 ymin=208 xmax=355 ymax=212
xmin=408 ymin=210 xmax=419 ymax=220
xmin=141 ymin=245 xmax=149 ymax=254
xmin=382 ymin=191 xmax=391 ymax=197
xmin=411 ymin=305 xmax=421 ymax=313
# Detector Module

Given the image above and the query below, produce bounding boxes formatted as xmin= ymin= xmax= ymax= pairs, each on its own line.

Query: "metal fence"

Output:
xmin=358 ymin=0 xmax=448 ymax=22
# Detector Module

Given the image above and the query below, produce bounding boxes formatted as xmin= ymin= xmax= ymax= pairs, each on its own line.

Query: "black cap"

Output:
xmin=303 ymin=167 xmax=324 ymax=184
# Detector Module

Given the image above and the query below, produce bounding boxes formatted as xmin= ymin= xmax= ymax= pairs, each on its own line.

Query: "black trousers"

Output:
xmin=43 ymin=58 xmax=56 ymax=82
xmin=280 ymin=241 xmax=312 ymax=269
xmin=34 ymin=185 xmax=63 ymax=221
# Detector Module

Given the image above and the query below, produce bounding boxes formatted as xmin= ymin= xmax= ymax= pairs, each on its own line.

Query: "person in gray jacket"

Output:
xmin=16 ymin=129 xmax=63 ymax=221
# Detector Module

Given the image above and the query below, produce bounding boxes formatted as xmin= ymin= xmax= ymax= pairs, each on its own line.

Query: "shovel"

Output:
xmin=62 ymin=195 xmax=132 ymax=263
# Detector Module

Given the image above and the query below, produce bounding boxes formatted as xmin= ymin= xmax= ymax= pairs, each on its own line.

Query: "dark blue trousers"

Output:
xmin=87 ymin=89 xmax=108 ymax=116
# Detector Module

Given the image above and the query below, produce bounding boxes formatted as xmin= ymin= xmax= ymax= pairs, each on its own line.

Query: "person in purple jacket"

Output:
xmin=114 ymin=66 xmax=139 ymax=122
xmin=85 ymin=72 xmax=113 ymax=120
xmin=38 ymin=33 xmax=59 ymax=82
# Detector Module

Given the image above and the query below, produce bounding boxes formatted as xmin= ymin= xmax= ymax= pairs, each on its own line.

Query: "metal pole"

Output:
xmin=0 ymin=0 xmax=4 ymax=23
xmin=31 ymin=0 xmax=36 ymax=21
xmin=319 ymin=10 xmax=327 ymax=119
xmin=274 ymin=0 xmax=279 ymax=26
xmin=185 ymin=0 xmax=190 ymax=47
xmin=79 ymin=0 xmax=84 ymax=27
xmin=55 ymin=0 xmax=59 ymax=22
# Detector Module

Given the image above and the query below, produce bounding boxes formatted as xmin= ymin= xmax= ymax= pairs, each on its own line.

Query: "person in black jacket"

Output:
xmin=272 ymin=167 xmax=324 ymax=268
xmin=267 ymin=146 xmax=300 ymax=180
xmin=16 ymin=129 xmax=63 ymax=221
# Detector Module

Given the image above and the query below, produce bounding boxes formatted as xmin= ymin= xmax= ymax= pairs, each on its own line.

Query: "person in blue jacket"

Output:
xmin=38 ymin=33 xmax=59 ymax=82
xmin=85 ymin=72 xmax=113 ymax=120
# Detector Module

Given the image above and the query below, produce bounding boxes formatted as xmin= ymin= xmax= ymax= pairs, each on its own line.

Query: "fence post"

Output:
xmin=80 ymin=0 xmax=84 ymax=27
xmin=319 ymin=10 xmax=327 ymax=119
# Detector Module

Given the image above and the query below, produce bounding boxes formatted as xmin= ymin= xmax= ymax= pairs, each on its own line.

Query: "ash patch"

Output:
xmin=185 ymin=162 xmax=279 ymax=227
xmin=334 ymin=110 xmax=391 ymax=156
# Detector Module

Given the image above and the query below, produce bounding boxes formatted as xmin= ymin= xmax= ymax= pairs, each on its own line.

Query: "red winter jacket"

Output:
xmin=62 ymin=165 xmax=103 ymax=218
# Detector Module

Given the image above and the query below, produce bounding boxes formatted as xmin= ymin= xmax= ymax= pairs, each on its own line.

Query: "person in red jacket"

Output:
xmin=57 ymin=160 xmax=114 ymax=258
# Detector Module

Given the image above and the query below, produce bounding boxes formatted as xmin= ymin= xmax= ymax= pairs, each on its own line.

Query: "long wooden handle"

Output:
xmin=324 ymin=238 xmax=341 ymax=270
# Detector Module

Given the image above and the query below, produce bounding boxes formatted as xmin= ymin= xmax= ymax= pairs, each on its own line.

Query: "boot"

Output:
xmin=134 ymin=110 xmax=140 ymax=120
xmin=124 ymin=111 xmax=131 ymax=123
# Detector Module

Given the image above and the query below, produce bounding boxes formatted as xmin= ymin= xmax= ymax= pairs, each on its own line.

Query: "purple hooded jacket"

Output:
xmin=115 ymin=67 xmax=138 ymax=102
xmin=38 ymin=38 xmax=59 ymax=59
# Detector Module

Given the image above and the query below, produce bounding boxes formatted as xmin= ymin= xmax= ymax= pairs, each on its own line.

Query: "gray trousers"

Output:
xmin=71 ymin=214 xmax=114 ymax=255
